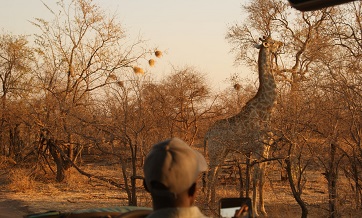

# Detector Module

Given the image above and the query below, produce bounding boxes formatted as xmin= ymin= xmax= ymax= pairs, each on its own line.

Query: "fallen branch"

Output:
xmin=51 ymin=141 xmax=127 ymax=190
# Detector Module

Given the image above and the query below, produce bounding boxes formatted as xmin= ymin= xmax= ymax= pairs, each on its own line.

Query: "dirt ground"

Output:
xmin=0 ymin=188 xmax=129 ymax=217
xmin=0 ymin=176 xmax=142 ymax=217
xmin=0 ymin=199 xmax=31 ymax=218
xmin=0 ymin=158 xmax=359 ymax=218
xmin=0 ymin=169 xmax=321 ymax=218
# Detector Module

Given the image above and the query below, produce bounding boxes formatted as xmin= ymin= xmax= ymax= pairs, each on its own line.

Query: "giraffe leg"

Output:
xmin=259 ymin=162 xmax=267 ymax=216
xmin=252 ymin=164 xmax=260 ymax=217
xmin=209 ymin=165 xmax=221 ymax=204
xmin=207 ymin=147 xmax=228 ymax=205
xmin=206 ymin=166 xmax=214 ymax=203
xmin=207 ymin=163 xmax=219 ymax=204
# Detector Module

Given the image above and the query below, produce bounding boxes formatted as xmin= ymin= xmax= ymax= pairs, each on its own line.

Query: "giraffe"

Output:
xmin=205 ymin=36 xmax=282 ymax=217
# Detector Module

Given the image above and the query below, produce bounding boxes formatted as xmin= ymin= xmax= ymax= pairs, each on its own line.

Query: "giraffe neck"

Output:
xmin=236 ymin=44 xmax=277 ymax=119
xmin=256 ymin=45 xmax=276 ymax=99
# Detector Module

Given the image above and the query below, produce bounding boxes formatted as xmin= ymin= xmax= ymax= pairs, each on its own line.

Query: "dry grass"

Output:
xmin=7 ymin=168 xmax=35 ymax=192
xmin=1 ymin=155 xmax=361 ymax=217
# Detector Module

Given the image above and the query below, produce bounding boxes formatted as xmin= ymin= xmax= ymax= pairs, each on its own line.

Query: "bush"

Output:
xmin=7 ymin=168 xmax=35 ymax=192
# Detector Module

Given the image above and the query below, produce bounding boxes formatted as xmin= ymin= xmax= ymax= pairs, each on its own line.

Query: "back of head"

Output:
xmin=143 ymin=138 xmax=208 ymax=199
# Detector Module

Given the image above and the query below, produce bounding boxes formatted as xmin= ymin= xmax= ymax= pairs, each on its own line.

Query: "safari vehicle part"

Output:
xmin=288 ymin=0 xmax=357 ymax=11
xmin=23 ymin=206 xmax=152 ymax=218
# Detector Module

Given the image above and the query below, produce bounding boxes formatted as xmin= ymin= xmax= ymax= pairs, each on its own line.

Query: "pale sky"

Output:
xmin=0 ymin=0 xmax=251 ymax=91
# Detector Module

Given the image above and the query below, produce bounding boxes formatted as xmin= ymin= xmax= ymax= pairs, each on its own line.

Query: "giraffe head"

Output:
xmin=257 ymin=36 xmax=283 ymax=53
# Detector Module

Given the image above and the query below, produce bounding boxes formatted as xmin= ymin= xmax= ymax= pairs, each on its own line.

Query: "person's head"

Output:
xmin=143 ymin=137 xmax=208 ymax=209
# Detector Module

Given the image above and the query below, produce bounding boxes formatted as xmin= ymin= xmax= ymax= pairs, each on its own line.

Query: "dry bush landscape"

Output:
xmin=0 ymin=152 xmax=360 ymax=218
xmin=1 ymin=1 xmax=362 ymax=218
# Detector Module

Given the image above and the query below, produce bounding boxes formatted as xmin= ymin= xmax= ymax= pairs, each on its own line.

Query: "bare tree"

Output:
xmin=0 ymin=33 xmax=33 ymax=158
xmin=157 ymin=67 xmax=211 ymax=144
xmin=322 ymin=1 xmax=362 ymax=213
xmin=30 ymin=0 xmax=152 ymax=182
xmin=76 ymin=66 xmax=213 ymax=205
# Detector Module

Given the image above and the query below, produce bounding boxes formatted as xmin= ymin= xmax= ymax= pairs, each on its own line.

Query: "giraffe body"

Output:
xmin=205 ymin=36 xmax=282 ymax=217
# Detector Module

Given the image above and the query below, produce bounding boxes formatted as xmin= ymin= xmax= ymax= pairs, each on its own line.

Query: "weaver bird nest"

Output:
xmin=133 ymin=66 xmax=144 ymax=74
xmin=154 ymin=50 xmax=162 ymax=58
xmin=148 ymin=59 xmax=155 ymax=67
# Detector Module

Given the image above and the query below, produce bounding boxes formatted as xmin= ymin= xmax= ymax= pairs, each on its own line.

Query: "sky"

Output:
xmin=0 ymin=0 xmax=251 ymax=91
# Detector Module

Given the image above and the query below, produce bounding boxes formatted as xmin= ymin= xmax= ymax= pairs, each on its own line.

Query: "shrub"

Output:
xmin=7 ymin=168 xmax=35 ymax=192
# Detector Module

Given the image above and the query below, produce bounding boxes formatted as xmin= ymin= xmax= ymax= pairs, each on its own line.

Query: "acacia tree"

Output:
xmin=156 ymin=68 xmax=211 ymax=144
xmin=105 ymin=74 xmax=159 ymax=206
xmin=71 ymin=73 xmax=152 ymax=206
xmin=0 ymin=33 xmax=33 ymax=158
xmin=30 ymin=0 xmax=152 ymax=182
xmin=303 ymin=74 xmax=346 ymax=218
xmin=325 ymin=2 xmax=362 ymax=211
xmin=80 ymin=67 xmax=213 ymax=206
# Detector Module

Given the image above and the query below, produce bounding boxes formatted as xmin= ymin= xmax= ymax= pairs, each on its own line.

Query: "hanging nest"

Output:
xmin=133 ymin=66 xmax=144 ymax=74
xmin=154 ymin=50 xmax=162 ymax=58
xmin=233 ymin=83 xmax=241 ymax=91
xmin=117 ymin=81 xmax=124 ymax=87
xmin=148 ymin=59 xmax=155 ymax=67
xmin=108 ymin=73 xmax=117 ymax=80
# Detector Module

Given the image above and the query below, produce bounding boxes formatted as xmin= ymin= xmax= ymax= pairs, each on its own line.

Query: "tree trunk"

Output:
xmin=129 ymin=139 xmax=138 ymax=206
xmin=245 ymin=152 xmax=251 ymax=198
xmin=130 ymin=158 xmax=137 ymax=206
xmin=9 ymin=128 xmax=14 ymax=158
xmin=9 ymin=124 xmax=22 ymax=160
xmin=238 ymin=162 xmax=244 ymax=197
xmin=280 ymin=161 xmax=288 ymax=181
xmin=327 ymin=143 xmax=338 ymax=218
xmin=48 ymin=139 xmax=66 ymax=182
xmin=352 ymin=153 xmax=361 ymax=209
xmin=1 ymin=94 xmax=6 ymax=156
xmin=286 ymin=157 xmax=308 ymax=218
xmin=64 ymin=133 xmax=74 ymax=170
xmin=120 ymin=156 xmax=131 ymax=205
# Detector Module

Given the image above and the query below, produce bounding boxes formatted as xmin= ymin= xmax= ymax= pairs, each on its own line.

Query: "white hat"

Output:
xmin=143 ymin=138 xmax=208 ymax=196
